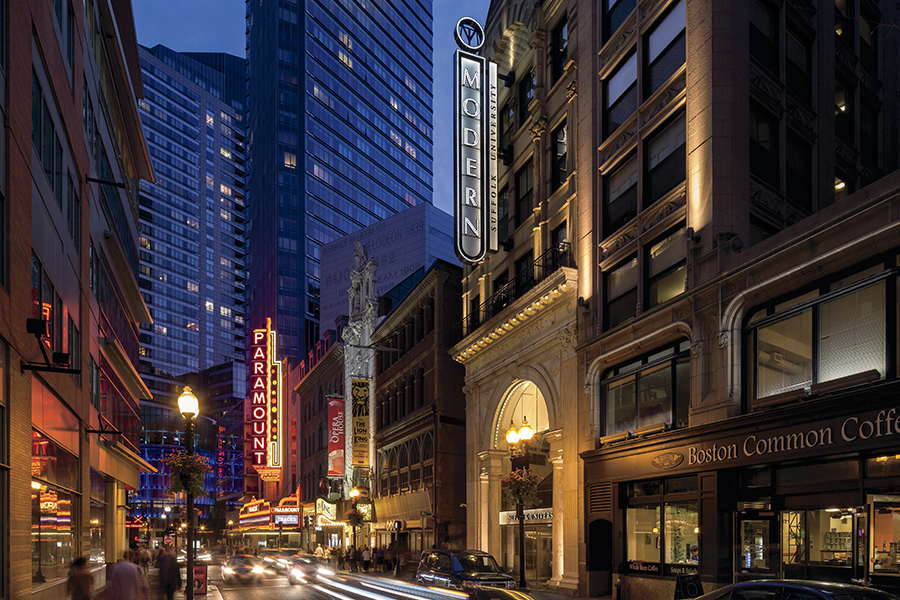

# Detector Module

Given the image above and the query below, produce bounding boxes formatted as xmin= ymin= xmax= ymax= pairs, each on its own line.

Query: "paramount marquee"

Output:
xmin=248 ymin=317 xmax=283 ymax=482
xmin=454 ymin=16 xmax=498 ymax=264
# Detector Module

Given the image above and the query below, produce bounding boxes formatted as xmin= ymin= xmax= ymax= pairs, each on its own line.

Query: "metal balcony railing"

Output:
xmin=453 ymin=242 xmax=573 ymax=343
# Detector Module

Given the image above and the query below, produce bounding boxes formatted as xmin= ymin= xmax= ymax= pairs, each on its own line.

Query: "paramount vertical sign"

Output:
xmin=454 ymin=17 xmax=498 ymax=265
xmin=249 ymin=317 xmax=282 ymax=482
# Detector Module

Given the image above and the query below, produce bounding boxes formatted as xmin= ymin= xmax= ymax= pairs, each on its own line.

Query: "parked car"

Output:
xmin=221 ymin=555 xmax=264 ymax=585
xmin=695 ymin=579 xmax=900 ymax=600
xmin=287 ymin=554 xmax=320 ymax=585
xmin=415 ymin=549 xmax=516 ymax=592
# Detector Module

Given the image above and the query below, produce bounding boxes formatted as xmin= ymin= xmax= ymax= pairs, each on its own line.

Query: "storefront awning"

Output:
xmin=373 ymin=489 xmax=432 ymax=525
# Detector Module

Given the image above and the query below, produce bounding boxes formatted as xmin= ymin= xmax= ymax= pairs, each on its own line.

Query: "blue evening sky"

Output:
xmin=131 ymin=0 xmax=489 ymax=216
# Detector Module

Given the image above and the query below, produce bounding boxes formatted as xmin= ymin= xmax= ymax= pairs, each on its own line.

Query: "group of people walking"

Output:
xmin=65 ymin=547 xmax=182 ymax=600
xmin=313 ymin=542 xmax=409 ymax=576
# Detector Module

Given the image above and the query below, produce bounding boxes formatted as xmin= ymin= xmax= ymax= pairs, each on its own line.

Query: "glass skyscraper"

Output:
xmin=134 ymin=45 xmax=248 ymax=531
xmin=247 ymin=0 xmax=435 ymax=358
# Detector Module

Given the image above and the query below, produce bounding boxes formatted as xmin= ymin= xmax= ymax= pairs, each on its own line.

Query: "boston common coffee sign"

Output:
xmin=453 ymin=17 xmax=498 ymax=264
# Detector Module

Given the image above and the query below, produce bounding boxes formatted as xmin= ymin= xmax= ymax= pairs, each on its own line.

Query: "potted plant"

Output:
xmin=161 ymin=450 xmax=211 ymax=497
xmin=344 ymin=508 xmax=363 ymax=527
xmin=501 ymin=468 xmax=542 ymax=509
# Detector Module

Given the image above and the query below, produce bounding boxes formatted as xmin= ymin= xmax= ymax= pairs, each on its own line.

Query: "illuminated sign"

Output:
xmin=316 ymin=497 xmax=337 ymax=522
xmin=351 ymin=379 xmax=370 ymax=467
xmin=328 ymin=397 xmax=345 ymax=476
xmin=249 ymin=318 xmax=282 ymax=481
xmin=239 ymin=498 xmax=271 ymax=528
xmin=454 ymin=16 xmax=498 ymax=264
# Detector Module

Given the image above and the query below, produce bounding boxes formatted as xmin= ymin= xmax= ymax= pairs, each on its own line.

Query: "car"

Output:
xmin=415 ymin=549 xmax=516 ymax=592
xmin=259 ymin=548 xmax=297 ymax=574
xmin=221 ymin=555 xmax=264 ymax=585
xmin=695 ymin=579 xmax=900 ymax=600
xmin=287 ymin=554 xmax=321 ymax=585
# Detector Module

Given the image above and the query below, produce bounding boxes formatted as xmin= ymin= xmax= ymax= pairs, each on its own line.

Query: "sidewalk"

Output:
xmin=146 ymin=567 xmax=224 ymax=600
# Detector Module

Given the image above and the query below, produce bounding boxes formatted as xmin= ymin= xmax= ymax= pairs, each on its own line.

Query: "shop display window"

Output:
xmin=626 ymin=505 xmax=661 ymax=563
xmin=871 ymin=494 xmax=900 ymax=574
xmin=665 ymin=502 xmax=699 ymax=564
xmin=781 ymin=507 xmax=865 ymax=575
xmin=625 ymin=476 xmax=700 ymax=574
xmin=31 ymin=482 xmax=76 ymax=583
xmin=89 ymin=469 xmax=106 ymax=566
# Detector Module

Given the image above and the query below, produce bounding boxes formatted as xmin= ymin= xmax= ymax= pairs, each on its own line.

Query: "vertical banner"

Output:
xmin=327 ymin=397 xmax=345 ymax=476
xmin=351 ymin=379 xmax=370 ymax=467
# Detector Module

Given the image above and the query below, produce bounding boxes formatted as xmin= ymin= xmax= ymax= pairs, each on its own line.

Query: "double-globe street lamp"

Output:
xmin=506 ymin=416 xmax=535 ymax=590
xmin=178 ymin=386 xmax=200 ymax=600
xmin=349 ymin=486 xmax=360 ymax=549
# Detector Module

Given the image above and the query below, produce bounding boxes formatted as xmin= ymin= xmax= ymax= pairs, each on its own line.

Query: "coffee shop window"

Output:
xmin=31 ymin=429 xmax=79 ymax=584
xmin=625 ymin=476 xmax=700 ymax=575
xmin=746 ymin=261 xmax=891 ymax=406
xmin=602 ymin=340 xmax=690 ymax=436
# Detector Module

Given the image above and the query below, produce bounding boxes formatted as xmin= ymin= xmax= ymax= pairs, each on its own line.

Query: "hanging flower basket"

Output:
xmin=501 ymin=468 xmax=542 ymax=509
xmin=344 ymin=508 xmax=363 ymax=527
xmin=161 ymin=450 xmax=211 ymax=497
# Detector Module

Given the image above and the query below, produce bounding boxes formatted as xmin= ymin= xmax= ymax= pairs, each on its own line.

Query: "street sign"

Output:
xmin=164 ymin=536 xmax=173 ymax=545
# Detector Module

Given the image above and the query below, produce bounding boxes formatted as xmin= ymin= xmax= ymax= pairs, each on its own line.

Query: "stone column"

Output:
xmin=545 ymin=428 xmax=580 ymax=594
xmin=477 ymin=449 xmax=505 ymax=558
xmin=530 ymin=118 xmax=548 ymax=258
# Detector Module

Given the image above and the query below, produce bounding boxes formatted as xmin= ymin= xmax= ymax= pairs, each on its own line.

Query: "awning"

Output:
xmin=373 ymin=489 xmax=432 ymax=525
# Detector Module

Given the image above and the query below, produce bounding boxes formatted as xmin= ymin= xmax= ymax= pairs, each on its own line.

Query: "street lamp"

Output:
xmin=178 ymin=386 xmax=199 ymax=600
xmin=349 ymin=487 xmax=360 ymax=549
xmin=506 ymin=416 xmax=535 ymax=590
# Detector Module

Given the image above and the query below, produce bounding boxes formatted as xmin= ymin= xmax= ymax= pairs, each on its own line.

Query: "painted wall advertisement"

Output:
xmin=328 ymin=396 xmax=344 ymax=476
xmin=351 ymin=379 xmax=370 ymax=467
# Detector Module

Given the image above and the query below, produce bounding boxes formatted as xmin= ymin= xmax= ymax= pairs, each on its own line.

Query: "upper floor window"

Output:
xmin=647 ymin=225 xmax=686 ymax=308
xmin=602 ymin=340 xmax=691 ymax=436
xmin=604 ymin=154 xmax=638 ymax=237
xmin=834 ymin=80 xmax=855 ymax=147
xmin=551 ymin=15 xmax=569 ymax=82
xmin=500 ymin=101 xmax=514 ymax=151
xmin=750 ymin=103 xmax=779 ymax=190
xmin=750 ymin=0 xmax=778 ymax=75
xmin=747 ymin=261 xmax=894 ymax=407
xmin=646 ymin=114 xmax=686 ymax=204
xmin=859 ymin=9 xmax=878 ymax=74
xmin=605 ymin=0 xmax=636 ymax=42
xmin=834 ymin=0 xmax=853 ymax=45
xmin=607 ymin=255 xmax=638 ymax=328
xmin=606 ymin=53 xmax=637 ymax=137
xmin=519 ymin=67 xmax=535 ymax=122
xmin=786 ymin=31 xmax=812 ymax=104
xmin=516 ymin=159 xmax=534 ymax=227
xmin=498 ymin=186 xmax=509 ymax=241
xmin=786 ymin=134 xmax=812 ymax=212
xmin=551 ymin=120 xmax=568 ymax=191
xmin=645 ymin=0 xmax=685 ymax=99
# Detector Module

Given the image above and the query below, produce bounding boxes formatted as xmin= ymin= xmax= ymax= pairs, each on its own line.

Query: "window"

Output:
xmin=32 ymin=72 xmax=64 ymax=205
xmin=31 ymin=429 xmax=78 ymax=584
xmin=646 ymin=115 xmax=686 ymax=204
xmin=498 ymin=186 xmax=509 ymax=241
xmin=749 ymin=0 xmax=778 ymax=74
xmin=66 ymin=174 xmax=80 ymax=250
xmin=604 ymin=155 xmax=638 ymax=236
xmin=834 ymin=0 xmax=853 ymax=44
xmin=516 ymin=159 xmax=534 ymax=227
xmin=786 ymin=31 xmax=812 ymax=104
xmin=647 ymin=226 xmax=686 ymax=308
xmin=860 ymin=103 xmax=878 ymax=165
xmin=624 ymin=475 xmax=699 ymax=574
xmin=68 ymin=314 xmax=80 ymax=383
xmin=518 ymin=67 xmax=535 ymax=122
xmin=515 ymin=252 xmax=535 ymax=296
xmin=602 ymin=340 xmax=691 ymax=435
xmin=500 ymin=101 xmax=514 ymax=151
xmin=859 ymin=11 xmax=878 ymax=74
xmin=835 ymin=81 xmax=854 ymax=146
xmin=645 ymin=0 xmax=686 ymax=98
xmin=748 ymin=264 xmax=889 ymax=403
xmin=786 ymin=134 xmax=812 ymax=212
xmin=750 ymin=104 xmax=779 ymax=189
xmin=605 ymin=0 xmax=636 ymax=41
xmin=551 ymin=15 xmax=568 ymax=82
xmin=606 ymin=53 xmax=637 ymax=137
xmin=66 ymin=2 xmax=74 ymax=67
xmin=552 ymin=120 xmax=568 ymax=191
xmin=607 ymin=256 xmax=638 ymax=328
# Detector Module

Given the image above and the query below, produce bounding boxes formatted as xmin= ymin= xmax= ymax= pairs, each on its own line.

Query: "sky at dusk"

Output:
xmin=131 ymin=0 xmax=489 ymax=217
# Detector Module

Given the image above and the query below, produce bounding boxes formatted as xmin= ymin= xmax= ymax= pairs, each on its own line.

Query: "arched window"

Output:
xmin=422 ymin=433 xmax=433 ymax=461
xmin=318 ymin=423 xmax=323 ymax=451
xmin=399 ymin=443 xmax=409 ymax=469
xmin=409 ymin=439 xmax=421 ymax=490
xmin=318 ymin=386 xmax=324 ymax=413
xmin=422 ymin=433 xmax=434 ymax=487
xmin=417 ymin=368 xmax=426 ymax=409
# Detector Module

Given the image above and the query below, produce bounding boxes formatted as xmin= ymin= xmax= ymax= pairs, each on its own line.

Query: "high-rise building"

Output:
xmin=134 ymin=45 xmax=247 ymax=537
xmin=246 ymin=0 xmax=435 ymax=358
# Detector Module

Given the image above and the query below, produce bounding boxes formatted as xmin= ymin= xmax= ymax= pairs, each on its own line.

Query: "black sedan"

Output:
xmin=415 ymin=549 xmax=516 ymax=592
xmin=695 ymin=579 xmax=900 ymax=600
xmin=221 ymin=555 xmax=264 ymax=585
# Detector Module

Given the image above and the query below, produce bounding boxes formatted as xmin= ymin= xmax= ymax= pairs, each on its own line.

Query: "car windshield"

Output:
xmin=456 ymin=553 xmax=502 ymax=573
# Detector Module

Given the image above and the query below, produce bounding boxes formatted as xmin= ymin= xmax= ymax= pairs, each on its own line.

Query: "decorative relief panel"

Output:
xmin=599 ymin=14 xmax=637 ymax=74
xmin=785 ymin=96 xmax=816 ymax=140
xmin=834 ymin=139 xmax=859 ymax=170
xmin=600 ymin=117 xmax=638 ymax=165
xmin=860 ymin=70 xmax=882 ymax=97
xmin=641 ymin=73 xmax=686 ymax=126
xmin=749 ymin=180 xmax=785 ymax=218
xmin=557 ymin=324 xmax=577 ymax=359
xmin=749 ymin=63 xmax=785 ymax=116
xmin=566 ymin=79 xmax=578 ymax=101
xmin=835 ymin=42 xmax=858 ymax=77
xmin=785 ymin=0 xmax=816 ymax=25
xmin=640 ymin=190 xmax=685 ymax=232
xmin=601 ymin=223 xmax=639 ymax=261
xmin=530 ymin=117 xmax=548 ymax=142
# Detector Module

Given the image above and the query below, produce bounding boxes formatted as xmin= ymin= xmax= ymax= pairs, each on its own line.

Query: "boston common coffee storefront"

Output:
xmin=583 ymin=382 xmax=900 ymax=597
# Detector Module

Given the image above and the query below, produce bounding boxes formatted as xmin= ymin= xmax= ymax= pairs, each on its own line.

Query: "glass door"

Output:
xmin=735 ymin=511 xmax=780 ymax=581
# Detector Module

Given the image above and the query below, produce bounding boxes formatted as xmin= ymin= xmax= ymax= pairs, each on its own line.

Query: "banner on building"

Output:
xmin=328 ymin=396 xmax=345 ymax=476
xmin=351 ymin=379 xmax=370 ymax=467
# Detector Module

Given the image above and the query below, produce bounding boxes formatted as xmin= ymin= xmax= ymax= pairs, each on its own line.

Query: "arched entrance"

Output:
xmin=494 ymin=381 xmax=553 ymax=587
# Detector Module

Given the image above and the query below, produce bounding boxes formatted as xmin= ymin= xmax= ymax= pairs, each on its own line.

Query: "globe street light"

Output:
xmin=349 ymin=487 xmax=360 ymax=549
xmin=506 ymin=416 xmax=534 ymax=590
xmin=178 ymin=386 xmax=199 ymax=600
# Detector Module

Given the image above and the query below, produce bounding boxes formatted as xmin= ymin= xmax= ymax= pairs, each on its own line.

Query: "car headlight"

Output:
xmin=317 ymin=567 xmax=334 ymax=577
xmin=462 ymin=580 xmax=478 ymax=589
xmin=223 ymin=567 xmax=234 ymax=575
xmin=252 ymin=565 xmax=264 ymax=574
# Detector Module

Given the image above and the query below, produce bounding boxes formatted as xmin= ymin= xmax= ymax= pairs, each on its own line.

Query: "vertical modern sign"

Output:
xmin=327 ymin=397 xmax=345 ymax=476
xmin=454 ymin=17 xmax=498 ymax=264
xmin=351 ymin=379 xmax=370 ymax=467
xmin=249 ymin=317 xmax=282 ymax=481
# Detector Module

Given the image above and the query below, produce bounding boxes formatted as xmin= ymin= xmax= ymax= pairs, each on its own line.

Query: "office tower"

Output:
xmin=246 ymin=0 xmax=435 ymax=358
xmin=4 ymin=0 xmax=154 ymax=592
xmin=134 ymin=45 xmax=247 ymax=535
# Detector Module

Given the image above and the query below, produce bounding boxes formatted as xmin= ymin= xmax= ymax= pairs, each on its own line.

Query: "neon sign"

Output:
xmin=249 ymin=317 xmax=282 ymax=481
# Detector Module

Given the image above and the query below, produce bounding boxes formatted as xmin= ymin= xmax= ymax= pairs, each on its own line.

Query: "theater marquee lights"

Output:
xmin=454 ymin=16 xmax=498 ymax=265
xmin=249 ymin=317 xmax=282 ymax=482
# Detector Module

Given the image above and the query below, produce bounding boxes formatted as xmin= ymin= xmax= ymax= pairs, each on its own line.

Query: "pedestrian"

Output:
xmin=139 ymin=547 xmax=150 ymax=575
xmin=158 ymin=549 xmax=181 ymax=600
xmin=66 ymin=556 xmax=93 ymax=600
xmin=314 ymin=543 xmax=324 ymax=559
xmin=109 ymin=551 xmax=149 ymax=600
xmin=348 ymin=545 xmax=357 ymax=572
xmin=362 ymin=547 xmax=371 ymax=572
xmin=374 ymin=546 xmax=383 ymax=572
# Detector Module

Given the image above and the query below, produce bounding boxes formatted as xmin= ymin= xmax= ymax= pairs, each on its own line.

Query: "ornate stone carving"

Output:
xmin=566 ymin=79 xmax=577 ymax=102
xmin=557 ymin=324 xmax=577 ymax=358
xmin=785 ymin=96 xmax=815 ymax=139
xmin=785 ymin=0 xmax=816 ymax=25
xmin=583 ymin=384 xmax=592 ymax=398
xmin=600 ymin=120 xmax=638 ymax=164
xmin=641 ymin=190 xmax=685 ymax=232
xmin=749 ymin=183 xmax=784 ymax=217
xmin=717 ymin=332 xmax=728 ymax=349
xmin=529 ymin=29 xmax=547 ymax=52
xmin=834 ymin=140 xmax=858 ymax=169
xmin=691 ymin=342 xmax=702 ymax=358
xmin=506 ymin=362 xmax=520 ymax=380
xmin=602 ymin=224 xmax=638 ymax=260
xmin=546 ymin=354 xmax=560 ymax=376
xmin=530 ymin=117 xmax=548 ymax=142
xmin=860 ymin=70 xmax=882 ymax=97
xmin=599 ymin=15 xmax=636 ymax=73
xmin=749 ymin=65 xmax=784 ymax=116
xmin=642 ymin=75 xmax=685 ymax=125
xmin=835 ymin=42 xmax=857 ymax=75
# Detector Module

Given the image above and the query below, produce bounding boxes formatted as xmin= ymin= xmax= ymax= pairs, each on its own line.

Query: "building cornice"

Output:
xmin=295 ymin=344 xmax=344 ymax=395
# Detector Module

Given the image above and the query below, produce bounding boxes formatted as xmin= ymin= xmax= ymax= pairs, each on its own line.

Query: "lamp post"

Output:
xmin=349 ymin=487 xmax=360 ymax=549
xmin=506 ymin=417 xmax=534 ymax=590
xmin=178 ymin=386 xmax=199 ymax=600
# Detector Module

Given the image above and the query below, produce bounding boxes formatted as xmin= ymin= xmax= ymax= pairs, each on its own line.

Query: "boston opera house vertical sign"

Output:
xmin=454 ymin=17 xmax=498 ymax=265
xmin=249 ymin=317 xmax=283 ymax=482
